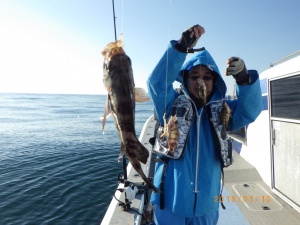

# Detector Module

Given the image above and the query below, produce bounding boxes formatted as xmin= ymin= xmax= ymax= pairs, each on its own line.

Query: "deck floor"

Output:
xmin=218 ymin=151 xmax=300 ymax=225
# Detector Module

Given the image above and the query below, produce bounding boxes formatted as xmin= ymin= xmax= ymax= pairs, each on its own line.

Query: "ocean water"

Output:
xmin=0 ymin=93 xmax=154 ymax=225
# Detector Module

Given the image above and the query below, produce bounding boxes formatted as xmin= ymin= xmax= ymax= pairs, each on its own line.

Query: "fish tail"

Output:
xmin=221 ymin=126 xmax=227 ymax=140
xmin=128 ymin=156 xmax=160 ymax=193
xmin=125 ymin=141 xmax=160 ymax=193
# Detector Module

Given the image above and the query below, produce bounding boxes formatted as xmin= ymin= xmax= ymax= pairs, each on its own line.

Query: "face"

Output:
xmin=186 ymin=65 xmax=214 ymax=100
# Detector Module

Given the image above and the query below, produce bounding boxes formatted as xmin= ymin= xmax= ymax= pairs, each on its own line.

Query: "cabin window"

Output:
xmin=270 ymin=74 xmax=300 ymax=120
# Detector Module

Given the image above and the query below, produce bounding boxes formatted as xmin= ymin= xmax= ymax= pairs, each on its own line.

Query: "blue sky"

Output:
xmin=0 ymin=0 xmax=299 ymax=95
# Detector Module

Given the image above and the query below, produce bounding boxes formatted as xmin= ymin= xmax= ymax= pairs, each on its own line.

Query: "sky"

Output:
xmin=0 ymin=0 xmax=299 ymax=95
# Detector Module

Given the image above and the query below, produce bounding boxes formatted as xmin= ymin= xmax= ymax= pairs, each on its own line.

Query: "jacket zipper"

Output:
xmin=194 ymin=110 xmax=202 ymax=193
xmin=180 ymin=86 xmax=203 ymax=193
xmin=180 ymin=86 xmax=226 ymax=213
xmin=194 ymin=100 xmax=224 ymax=194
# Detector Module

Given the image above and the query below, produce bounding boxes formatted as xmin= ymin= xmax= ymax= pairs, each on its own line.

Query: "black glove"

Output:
xmin=226 ymin=57 xmax=250 ymax=85
xmin=175 ymin=25 xmax=201 ymax=53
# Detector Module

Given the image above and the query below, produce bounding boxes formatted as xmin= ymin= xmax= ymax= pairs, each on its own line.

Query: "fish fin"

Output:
xmin=118 ymin=143 xmax=126 ymax=162
xmin=134 ymin=87 xmax=150 ymax=102
xmin=101 ymin=95 xmax=112 ymax=134
xmin=100 ymin=113 xmax=111 ymax=121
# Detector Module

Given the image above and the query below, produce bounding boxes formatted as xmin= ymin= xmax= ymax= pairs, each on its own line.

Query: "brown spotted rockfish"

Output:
xmin=160 ymin=115 xmax=179 ymax=157
xmin=197 ymin=78 xmax=206 ymax=106
xmin=101 ymin=39 xmax=159 ymax=193
xmin=220 ymin=102 xmax=231 ymax=139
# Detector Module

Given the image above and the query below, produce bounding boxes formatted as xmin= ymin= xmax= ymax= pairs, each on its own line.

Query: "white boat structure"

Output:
xmin=100 ymin=51 xmax=300 ymax=224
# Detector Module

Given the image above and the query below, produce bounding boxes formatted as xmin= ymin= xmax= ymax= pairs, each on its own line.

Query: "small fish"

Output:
xmin=160 ymin=115 xmax=179 ymax=156
xmin=197 ymin=78 xmax=206 ymax=105
xmin=101 ymin=39 xmax=158 ymax=193
xmin=220 ymin=102 xmax=231 ymax=140
xmin=167 ymin=115 xmax=179 ymax=156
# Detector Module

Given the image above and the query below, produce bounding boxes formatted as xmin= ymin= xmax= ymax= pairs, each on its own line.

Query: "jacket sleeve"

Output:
xmin=147 ymin=41 xmax=187 ymax=125
xmin=228 ymin=70 xmax=264 ymax=131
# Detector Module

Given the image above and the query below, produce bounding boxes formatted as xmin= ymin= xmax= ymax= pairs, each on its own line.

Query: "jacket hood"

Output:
xmin=176 ymin=49 xmax=227 ymax=99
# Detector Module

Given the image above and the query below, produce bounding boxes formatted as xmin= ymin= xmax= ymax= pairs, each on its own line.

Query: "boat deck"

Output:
xmin=219 ymin=151 xmax=300 ymax=225
xmin=100 ymin=115 xmax=300 ymax=225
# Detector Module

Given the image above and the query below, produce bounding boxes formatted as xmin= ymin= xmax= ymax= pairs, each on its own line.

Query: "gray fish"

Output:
xmin=220 ymin=102 xmax=231 ymax=140
xmin=197 ymin=78 xmax=206 ymax=106
xmin=101 ymin=40 xmax=159 ymax=193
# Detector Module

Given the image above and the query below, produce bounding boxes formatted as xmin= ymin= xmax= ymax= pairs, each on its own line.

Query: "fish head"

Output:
xmin=101 ymin=39 xmax=125 ymax=61
xmin=196 ymin=78 xmax=206 ymax=100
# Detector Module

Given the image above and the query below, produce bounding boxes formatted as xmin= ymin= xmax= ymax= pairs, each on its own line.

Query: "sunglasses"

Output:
xmin=189 ymin=75 xmax=213 ymax=81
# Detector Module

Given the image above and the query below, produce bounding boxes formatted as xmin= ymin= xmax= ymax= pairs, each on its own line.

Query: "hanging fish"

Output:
xmin=101 ymin=39 xmax=159 ymax=193
xmin=166 ymin=115 xmax=179 ymax=156
xmin=220 ymin=102 xmax=231 ymax=140
xmin=160 ymin=114 xmax=179 ymax=156
xmin=197 ymin=78 xmax=206 ymax=106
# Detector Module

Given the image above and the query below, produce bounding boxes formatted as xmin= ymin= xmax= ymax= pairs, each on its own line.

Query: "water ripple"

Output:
xmin=0 ymin=94 xmax=153 ymax=225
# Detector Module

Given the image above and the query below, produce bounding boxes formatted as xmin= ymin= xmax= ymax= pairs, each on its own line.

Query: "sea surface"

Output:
xmin=0 ymin=93 xmax=154 ymax=225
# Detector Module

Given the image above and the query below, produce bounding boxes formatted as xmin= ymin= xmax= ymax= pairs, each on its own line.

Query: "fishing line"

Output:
xmin=112 ymin=0 xmax=117 ymax=41
xmin=163 ymin=0 xmax=173 ymax=122
xmin=121 ymin=0 xmax=124 ymax=36
xmin=112 ymin=0 xmax=124 ymax=41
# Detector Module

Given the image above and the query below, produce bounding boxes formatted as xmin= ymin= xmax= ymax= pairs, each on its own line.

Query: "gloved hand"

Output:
xmin=226 ymin=57 xmax=250 ymax=85
xmin=175 ymin=25 xmax=205 ymax=53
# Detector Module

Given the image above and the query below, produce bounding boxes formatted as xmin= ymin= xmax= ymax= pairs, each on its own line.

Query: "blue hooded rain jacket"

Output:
xmin=147 ymin=41 xmax=263 ymax=217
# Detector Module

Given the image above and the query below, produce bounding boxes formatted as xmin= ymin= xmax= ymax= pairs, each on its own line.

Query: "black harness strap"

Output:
xmin=220 ymin=169 xmax=226 ymax=209
xmin=155 ymin=157 xmax=169 ymax=209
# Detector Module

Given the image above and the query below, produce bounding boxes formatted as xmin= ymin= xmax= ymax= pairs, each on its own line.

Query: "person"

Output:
xmin=146 ymin=24 xmax=263 ymax=225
